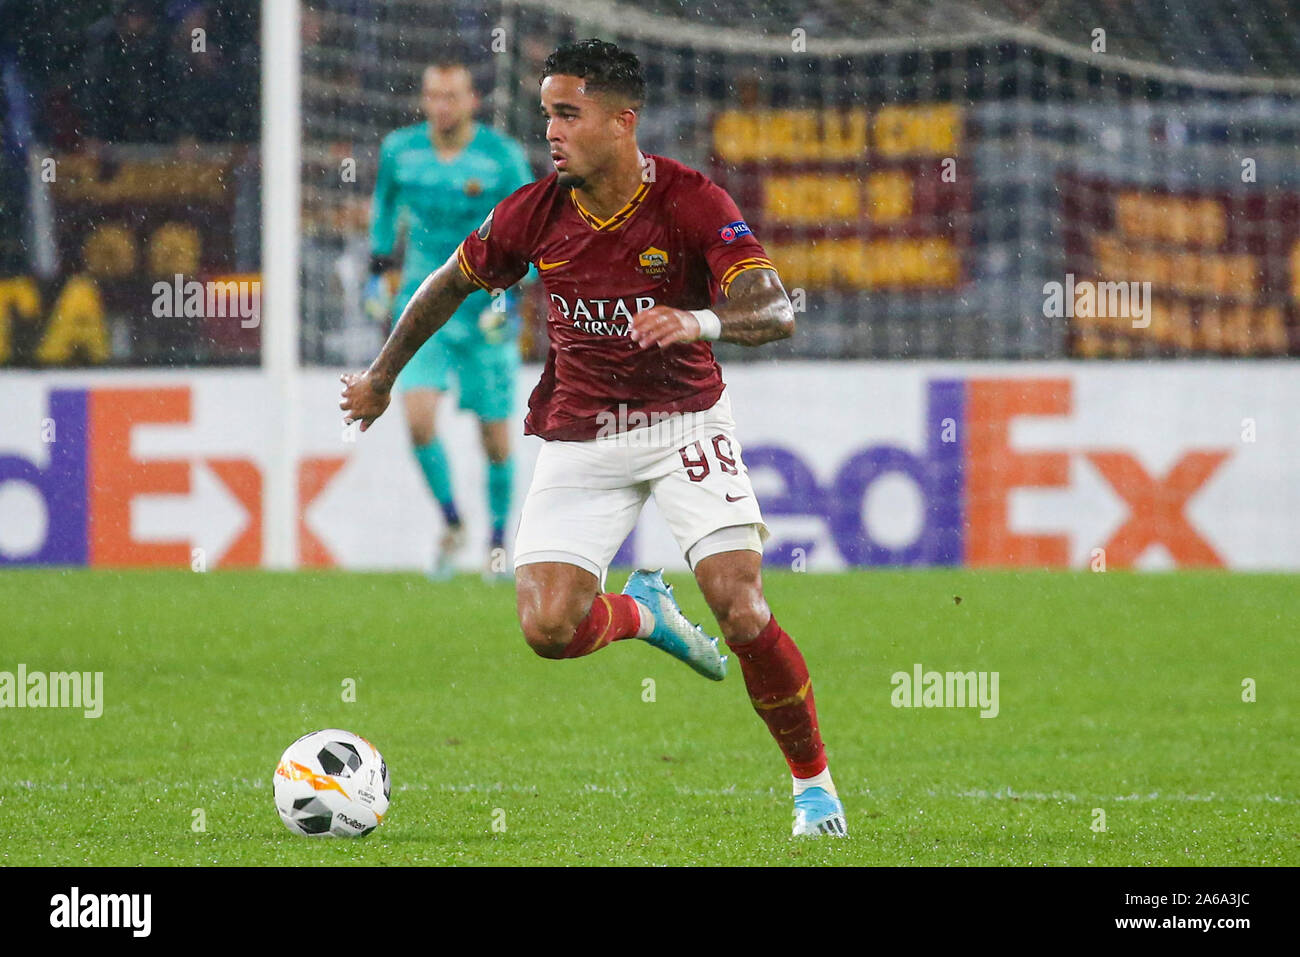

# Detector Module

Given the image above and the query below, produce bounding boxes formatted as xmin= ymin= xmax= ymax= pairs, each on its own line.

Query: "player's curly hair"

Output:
xmin=541 ymin=39 xmax=646 ymax=108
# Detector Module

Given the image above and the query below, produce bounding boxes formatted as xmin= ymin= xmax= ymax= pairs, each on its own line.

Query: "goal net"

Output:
xmin=299 ymin=0 xmax=1300 ymax=363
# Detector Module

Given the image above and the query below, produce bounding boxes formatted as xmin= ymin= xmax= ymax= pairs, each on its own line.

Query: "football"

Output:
xmin=273 ymin=729 xmax=391 ymax=837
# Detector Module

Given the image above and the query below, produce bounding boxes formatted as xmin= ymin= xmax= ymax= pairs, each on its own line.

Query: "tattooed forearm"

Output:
xmin=368 ymin=253 xmax=479 ymax=389
xmin=714 ymin=268 xmax=796 ymax=346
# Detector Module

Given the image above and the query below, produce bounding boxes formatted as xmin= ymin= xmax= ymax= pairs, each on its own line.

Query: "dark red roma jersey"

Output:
xmin=456 ymin=152 xmax=775 ymax=440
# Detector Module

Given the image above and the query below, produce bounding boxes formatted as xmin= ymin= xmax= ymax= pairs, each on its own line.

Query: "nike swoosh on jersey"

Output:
xmin=725 ymin=493 xmax=749 ymax=502
xmin=537 ymin=258 xmax=570 ymax=271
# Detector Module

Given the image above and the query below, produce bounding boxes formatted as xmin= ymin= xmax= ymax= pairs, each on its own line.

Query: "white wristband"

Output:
xmin=690 ymin=308 xmax=722 ymax=341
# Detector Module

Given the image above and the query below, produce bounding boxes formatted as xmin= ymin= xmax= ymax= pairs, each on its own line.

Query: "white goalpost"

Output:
xmin=262 ymin=0 xmax=303 ymax=569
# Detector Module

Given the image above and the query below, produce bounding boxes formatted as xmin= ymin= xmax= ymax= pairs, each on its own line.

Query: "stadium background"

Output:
xmin=2 ymin=0 xmax=1300 ymax=572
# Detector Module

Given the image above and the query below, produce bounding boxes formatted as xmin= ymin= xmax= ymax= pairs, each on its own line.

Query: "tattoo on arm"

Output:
xmin=368 ymin=253 xmax=479 ymax=389
xmin=714 ymin=268 xmax=796 ymax=346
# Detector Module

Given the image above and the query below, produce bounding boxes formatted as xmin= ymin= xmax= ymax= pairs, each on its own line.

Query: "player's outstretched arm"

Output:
xmin=340 ymin=252 xmax=478 ymax=431
xmin=628 ymin=268 xmax=795 ymax=350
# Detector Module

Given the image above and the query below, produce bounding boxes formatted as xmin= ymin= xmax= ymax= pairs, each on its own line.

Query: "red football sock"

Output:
xmin=562 ymin=593 xmax=643 ymax=658
xmin=727 ymin=615 xmax=827 ymax=779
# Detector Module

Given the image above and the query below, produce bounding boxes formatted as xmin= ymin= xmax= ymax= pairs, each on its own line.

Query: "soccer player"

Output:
xmin=342 ymin=39 xmax=846 ymax=837
xmin=367 ymin=59 xmax=533 ymax=578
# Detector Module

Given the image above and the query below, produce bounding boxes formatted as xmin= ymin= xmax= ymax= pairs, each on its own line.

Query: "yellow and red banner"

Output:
xmin=1060 ymin=173 xmax=1300 ymax=356
xmin=709 ymin=105 xmax=970 ymax=291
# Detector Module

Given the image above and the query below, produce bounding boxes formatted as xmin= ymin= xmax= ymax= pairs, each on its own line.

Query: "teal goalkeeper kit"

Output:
xmin=370 ymin=121 xmax=533 ymax=416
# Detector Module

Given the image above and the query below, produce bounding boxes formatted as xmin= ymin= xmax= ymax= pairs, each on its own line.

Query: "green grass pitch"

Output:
xmin=2 ymin=568 xmax=1296 ymax=866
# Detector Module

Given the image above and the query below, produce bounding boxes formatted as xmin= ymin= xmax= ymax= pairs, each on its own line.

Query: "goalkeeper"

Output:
xmin=367 ymin=58 xmax=533 ymax=579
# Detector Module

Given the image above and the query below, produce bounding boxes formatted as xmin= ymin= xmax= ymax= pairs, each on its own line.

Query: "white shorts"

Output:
xmin=514 ymin=390 xmax=768 ymax=583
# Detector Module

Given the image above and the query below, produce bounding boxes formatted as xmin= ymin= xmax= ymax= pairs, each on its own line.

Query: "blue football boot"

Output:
xmin=621 ymin=569 xmax=727 ymax=681
xmin=792 ymin=786 xmax=848 ymax=837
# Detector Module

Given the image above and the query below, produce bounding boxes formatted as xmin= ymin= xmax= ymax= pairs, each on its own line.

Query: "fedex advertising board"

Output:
xmin=1 ymin=364 xmax=1296 ymax=571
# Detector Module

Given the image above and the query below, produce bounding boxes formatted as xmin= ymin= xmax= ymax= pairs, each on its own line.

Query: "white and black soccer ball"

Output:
xmin=274 ymin=729 xmax=391 ymax=837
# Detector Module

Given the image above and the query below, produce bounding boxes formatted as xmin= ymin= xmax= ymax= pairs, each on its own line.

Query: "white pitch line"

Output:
xmin=8 ymin=779 xmax=1296 ymax=805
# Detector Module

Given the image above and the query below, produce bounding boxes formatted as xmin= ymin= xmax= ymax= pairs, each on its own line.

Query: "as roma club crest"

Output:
xmin=637 ymin=246 xmax=669 ymax=277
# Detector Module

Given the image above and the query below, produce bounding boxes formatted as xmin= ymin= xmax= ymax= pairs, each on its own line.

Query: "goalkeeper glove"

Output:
xmin=364 ymin=254 xmax=398 ymax=324
xmin=363 ymin=274 xmax=394 ymax=324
